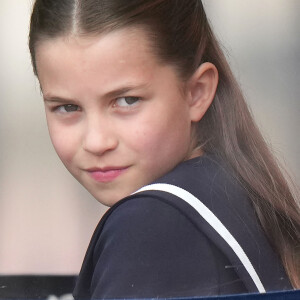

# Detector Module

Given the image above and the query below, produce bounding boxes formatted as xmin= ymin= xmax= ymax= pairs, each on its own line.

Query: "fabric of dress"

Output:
xmin=73 ymin=155 xmax=292 ymax=299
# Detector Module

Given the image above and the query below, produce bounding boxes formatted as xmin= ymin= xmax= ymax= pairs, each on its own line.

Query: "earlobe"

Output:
xmin=188 ymin=62 xmax=219 ymax=122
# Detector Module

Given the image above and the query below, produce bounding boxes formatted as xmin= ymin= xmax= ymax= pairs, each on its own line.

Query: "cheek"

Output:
xmin=47 ymin=123 xmax=78 ymax=165
xmin=123 ymin=119 xmax=165 ymax=152
xmin=126 ymin=112 xmax=191 ymax=158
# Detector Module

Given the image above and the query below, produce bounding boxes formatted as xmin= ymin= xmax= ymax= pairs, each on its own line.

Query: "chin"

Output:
xmin=87 ymin=184 xmax=145 ymax=207
xmin=92 ymin=195 xmax=117 ymax=207
xmin=92 ymin=191 xmax=128 ymax=207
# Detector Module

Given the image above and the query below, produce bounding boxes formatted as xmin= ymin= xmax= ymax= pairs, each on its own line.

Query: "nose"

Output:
xmin=82 ymin=115 xmax=118 ymax=155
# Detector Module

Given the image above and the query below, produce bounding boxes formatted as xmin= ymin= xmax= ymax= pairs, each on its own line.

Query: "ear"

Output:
xmin=187 ymin=62 xmax=218 ymax=122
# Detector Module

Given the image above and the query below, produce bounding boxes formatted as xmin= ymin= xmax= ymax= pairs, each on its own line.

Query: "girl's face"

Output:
xmin=36 ymin=27 xmax=197 ymax=206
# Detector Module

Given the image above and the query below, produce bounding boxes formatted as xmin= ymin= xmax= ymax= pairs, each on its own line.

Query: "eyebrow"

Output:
xmin=43 ymin=84 xmax=149 ymax=103
xmin=43 ymin=96 xmax=74 ymax=103
xmin=104 ymin=84 xmax=149 ymax=98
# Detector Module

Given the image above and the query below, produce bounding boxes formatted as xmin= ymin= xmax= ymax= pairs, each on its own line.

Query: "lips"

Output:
xmin=86 ymin=167 xmax=128 ymax=183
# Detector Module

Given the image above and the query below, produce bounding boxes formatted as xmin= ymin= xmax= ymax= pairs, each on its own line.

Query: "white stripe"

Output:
xmin=134 ymin=183 xmax=266 ymax=293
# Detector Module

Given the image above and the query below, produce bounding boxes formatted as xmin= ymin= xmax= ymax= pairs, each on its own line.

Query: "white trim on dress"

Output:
xmin=134 ymin=183 xmax=266 ymax=293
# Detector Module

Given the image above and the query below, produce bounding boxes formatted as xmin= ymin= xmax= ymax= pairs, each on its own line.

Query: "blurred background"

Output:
xmin=0 ymin=0 xmax=299 ymax=277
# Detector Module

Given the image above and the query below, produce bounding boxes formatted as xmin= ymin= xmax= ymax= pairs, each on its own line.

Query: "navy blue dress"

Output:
xmin=73 ymin=155 xmax=292 ymax=299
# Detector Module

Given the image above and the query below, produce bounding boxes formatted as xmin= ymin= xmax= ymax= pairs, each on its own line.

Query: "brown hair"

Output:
xmin=29 ymin=0 xmax=300 ymax=287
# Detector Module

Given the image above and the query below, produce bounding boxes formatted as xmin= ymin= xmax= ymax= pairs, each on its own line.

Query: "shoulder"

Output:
xmin=127 ymin=155 xmax=292 ymax=293
xmin=136 ymin=155 xmax=255 ymax=232
xmin=158 ymin=154 xmax=248 ymax=205
xmin=155 ymin=155 xmax=257 ymax=232
xmin=96 ymin=195 xmax=205 ymax=257
xmin=84 ymin=194 xmax=247 ymax=298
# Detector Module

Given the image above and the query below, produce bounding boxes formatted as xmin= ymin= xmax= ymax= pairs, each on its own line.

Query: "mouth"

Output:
xmin=86 ymin=166 xmax=129 ymax=183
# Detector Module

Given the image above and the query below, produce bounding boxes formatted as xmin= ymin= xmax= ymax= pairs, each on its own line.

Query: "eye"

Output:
xmin=56 ymin=104 xmax=80 ymax=113
xmin=114 ymin=96 xmax=141 ymax=107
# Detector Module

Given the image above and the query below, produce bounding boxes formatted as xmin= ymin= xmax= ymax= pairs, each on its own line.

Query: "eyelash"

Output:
xmin=53 ymin=104 xmax=81 ymax=113
xmin=114 ymin=96 xmax=141 ymax=108
xmin=51 ymin=96 xmax=142 ymax=114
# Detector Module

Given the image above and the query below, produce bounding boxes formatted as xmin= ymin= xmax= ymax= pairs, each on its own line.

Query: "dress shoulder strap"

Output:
xmin=134 ymin=183 xmax=266 ymax=293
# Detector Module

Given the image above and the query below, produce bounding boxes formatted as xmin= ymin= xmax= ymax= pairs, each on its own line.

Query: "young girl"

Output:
xmin=29 ymin=0 xmax=300 ymax=298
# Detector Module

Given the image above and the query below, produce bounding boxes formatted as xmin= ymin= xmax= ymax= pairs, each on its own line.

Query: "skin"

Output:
xmin=35 ymin=27 xmax=218 ymax=206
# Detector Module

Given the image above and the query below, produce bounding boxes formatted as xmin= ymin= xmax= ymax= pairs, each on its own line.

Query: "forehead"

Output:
xmin=35 ymin=27 xmax=176 ymax=96
xmin=35 ymin=27 xmax=156 ymax=74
